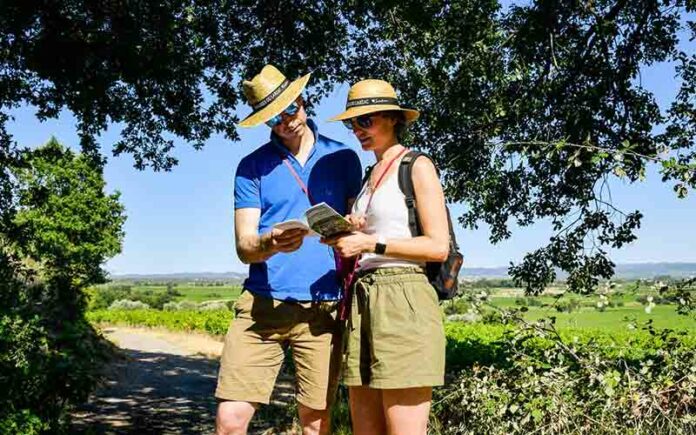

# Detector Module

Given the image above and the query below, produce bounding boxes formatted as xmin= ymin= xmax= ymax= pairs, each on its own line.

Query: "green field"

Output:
xmin=95 ymin=281 xmax=696 ymax=331
xmin=482 ymin=291 xmax=696 ymax=330
xmin=118 ymin=285 xmax=243 ymax=302
xmin=520 ymin=304 xmax=695 ymax=329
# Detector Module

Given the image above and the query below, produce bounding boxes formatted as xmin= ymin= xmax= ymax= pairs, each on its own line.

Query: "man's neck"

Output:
xmin=281 ymin=124 xmax=315 ymax=164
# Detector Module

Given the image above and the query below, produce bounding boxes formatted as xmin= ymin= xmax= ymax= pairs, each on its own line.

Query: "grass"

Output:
xmin=521 ymin=304 xmax=696 ymax=330
xmin=116 ymin=285 xmax=243 ymax=302
xmin=172 ymin=286 xmax=243 ymax=302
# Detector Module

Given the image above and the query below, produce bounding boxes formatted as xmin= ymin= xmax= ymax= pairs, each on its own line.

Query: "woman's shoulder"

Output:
xmin=409 ymin=153 xmax=438 ymax=178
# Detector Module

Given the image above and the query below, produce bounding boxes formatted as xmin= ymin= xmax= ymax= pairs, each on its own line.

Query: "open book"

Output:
xmin=273 ymin=202 xmax=353 ymax=238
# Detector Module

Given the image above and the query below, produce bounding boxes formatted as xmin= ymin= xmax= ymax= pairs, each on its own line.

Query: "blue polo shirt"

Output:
xmin=234 ymin=119 xmax=363 ymax=301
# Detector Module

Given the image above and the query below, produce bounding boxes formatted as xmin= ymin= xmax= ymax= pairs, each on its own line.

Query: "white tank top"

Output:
xmin=352 ymin=159 xmax=424 ymax=271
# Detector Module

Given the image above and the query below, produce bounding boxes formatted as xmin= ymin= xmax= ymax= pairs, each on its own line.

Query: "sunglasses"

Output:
xmin=342 ymin=114 xmax=376 ymax=130
xmin=265 ymin=102 xmax=301 ymax=128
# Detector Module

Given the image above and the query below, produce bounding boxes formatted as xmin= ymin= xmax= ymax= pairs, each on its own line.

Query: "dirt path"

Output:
xmin=71 ymin=327 xmax=297 ymax=434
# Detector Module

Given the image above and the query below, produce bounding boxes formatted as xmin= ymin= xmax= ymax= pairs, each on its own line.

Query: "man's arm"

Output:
xmin=235 ymin=208 xmax=307 ymax=264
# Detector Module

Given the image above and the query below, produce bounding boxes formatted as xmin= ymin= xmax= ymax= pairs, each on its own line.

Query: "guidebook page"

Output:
xmin=305 ymin=202 xmax=352 ymax=237
xmin=273 ymin=202 xmax=352 ymax=238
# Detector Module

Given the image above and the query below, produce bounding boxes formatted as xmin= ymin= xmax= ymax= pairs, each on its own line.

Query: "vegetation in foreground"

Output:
xmin=87 ymin=277 xmax=696 ymax=434
xmin=89 ymin=306 xmax=696 ymax=434
xmin=1 ymin=140 xmax=125 ymax=433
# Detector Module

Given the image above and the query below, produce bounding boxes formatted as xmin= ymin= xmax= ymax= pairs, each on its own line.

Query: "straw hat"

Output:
xmin=328 ymin=79 xmax=420 ymax=123
xmin=239 ymin=65 xmax=311 ymax=127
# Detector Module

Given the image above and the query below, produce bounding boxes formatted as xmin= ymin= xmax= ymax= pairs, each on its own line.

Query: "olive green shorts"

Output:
xmin=215 ymin=290 xmax=342 ymax=410
xmin=343 ymin=267 xmax=446 ymax=389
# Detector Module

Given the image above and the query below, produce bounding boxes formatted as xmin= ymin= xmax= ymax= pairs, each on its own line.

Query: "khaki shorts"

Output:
xmin=343 ymin=267 xmax=446 ymax=389
xmin=215 ymin=290 xmax=342 ymax=410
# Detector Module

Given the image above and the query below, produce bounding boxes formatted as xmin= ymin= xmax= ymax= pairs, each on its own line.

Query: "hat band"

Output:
xmin=346 ymin=97 xmax=399 ymax=109
xmin=252 ymin=79 xmax=291 ymax=111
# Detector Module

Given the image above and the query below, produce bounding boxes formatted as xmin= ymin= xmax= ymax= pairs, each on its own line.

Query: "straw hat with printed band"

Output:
xmin=239 ymin=64 xmax=311 ymax=128
xmin=328 ymin=79 xmax=420 ymax=124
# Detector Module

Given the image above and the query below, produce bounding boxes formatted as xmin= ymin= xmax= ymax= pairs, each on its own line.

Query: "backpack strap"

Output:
xmin=398 ymin=150 xmax=428 ymax=237
xmin=361 ymin=164 xmax=375 ymax=187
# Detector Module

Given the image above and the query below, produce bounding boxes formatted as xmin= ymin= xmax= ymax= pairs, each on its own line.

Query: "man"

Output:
xmin=215 ymin=64 xmax=363 ymax=435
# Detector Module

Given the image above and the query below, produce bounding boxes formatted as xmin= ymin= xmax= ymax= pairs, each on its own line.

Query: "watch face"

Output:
xmin=375 ymin=242 xmax=387 ymax=255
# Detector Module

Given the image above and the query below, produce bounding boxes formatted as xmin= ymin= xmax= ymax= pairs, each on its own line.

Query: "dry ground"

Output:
xmin=71 ymin=327 xmax=298 ymax=434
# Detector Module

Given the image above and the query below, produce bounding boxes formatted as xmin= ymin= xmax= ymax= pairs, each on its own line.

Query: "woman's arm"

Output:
xmin=324 ymin=156 xmax=450 ymax=262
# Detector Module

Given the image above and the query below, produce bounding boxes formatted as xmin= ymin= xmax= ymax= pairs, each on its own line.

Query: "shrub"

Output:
xmin=636 ymin=294 xmax=670 ymax=305
xmin=443 ymin=297 xmax=472 ymax=315
xmin=555 ymin=298 xmax=581 ymax=313
xmin=199 ymin=301 xmax=229 ymax=311
xmin=1 ymin=140 xmax=125 ymax=431
xmin=108 ymin=299 xmax=151 ymax=310
xmin=130 ymin=289 xmax=175 ymax=310
xmin=88 ymin=285 xmax=133 ymax=310
xmin=87 ymin=309 xmax=232 ymax=336
xmin=435 ymin=320 xmax=696 ymax=434
xmin=515 ymin=297 xmax=544 ymax=307
xmin=179 ymin=300 xmax=199 ymax=310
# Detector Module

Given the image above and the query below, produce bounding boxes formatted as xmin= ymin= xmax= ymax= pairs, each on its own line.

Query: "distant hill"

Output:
xmin=110 ymin=262 xmax=696 ymax=282
xmin=461 ymin=262 xmax=696 ymax=279
xmin=109 ymin=271 xmax=247 ymax=284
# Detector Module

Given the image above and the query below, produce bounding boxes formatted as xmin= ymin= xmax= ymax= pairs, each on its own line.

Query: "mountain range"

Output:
xmin=110 ymin=262 xmax=696 ymax=282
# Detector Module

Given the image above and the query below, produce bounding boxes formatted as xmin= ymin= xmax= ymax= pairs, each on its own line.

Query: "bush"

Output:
xmin=160 ymin=300 xmax=230 ymax=312
xmin=88 ymin=285 xmax=133 ymax=310
xmin=87 ymin=309 xmax=232 ymax=336
xmin=163 ymin=300 xmax=199 ymax=311
xmin=130 ymin=289 xmax=175 ymax=310
xmin=108 ymin=299 xmax=151 ymax=310
xmin=515 ymin=297 xmax=545 ymax=307
xmin=436 ymin=321 xmax=696 ymax=434
xmin=90 ymin=285 xmax=178 ymax=310
xmin=636 ymin=294 xmax=670 ymax=305
xmin=199 ymin=301 xmax=229 ymax=311
xmin=555 ymin=298 xmax=581 ymax=313
xmin=1 ymin=140 xmax=125 ymax=432
xmin=443 ymin=297 xmax=472 ymax=315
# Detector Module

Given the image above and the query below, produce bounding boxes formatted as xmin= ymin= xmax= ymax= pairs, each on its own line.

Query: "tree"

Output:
xmin=0 ymin=0 xmax=694 ymax=293
xmin=1 ymin=138 xmax=125 ymax=431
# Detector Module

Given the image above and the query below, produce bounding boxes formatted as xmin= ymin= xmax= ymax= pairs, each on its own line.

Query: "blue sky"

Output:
xmin=7 ymin=19 xmax=695 ymax=275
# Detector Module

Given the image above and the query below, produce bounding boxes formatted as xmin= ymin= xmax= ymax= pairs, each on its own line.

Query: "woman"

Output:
xmin=323 ymin=79 xmax=449 ymax=435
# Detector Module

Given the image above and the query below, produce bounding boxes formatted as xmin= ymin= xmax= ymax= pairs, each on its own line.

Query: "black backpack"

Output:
xmin=363 ymin=150 xmax=464 ymax=300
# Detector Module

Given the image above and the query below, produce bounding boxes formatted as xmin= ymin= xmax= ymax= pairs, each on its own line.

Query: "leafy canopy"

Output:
xmin=1 ymin=0 xmax=695 ymax=293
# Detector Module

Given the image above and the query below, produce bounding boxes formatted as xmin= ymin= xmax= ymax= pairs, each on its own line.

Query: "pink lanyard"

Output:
xmin=362 ymin=147 xmax=408 ymax=213
xmin=338 ymin=147 xmax=408 ymax=320
xmin=282 ymin=157 xmax=315 ymax=204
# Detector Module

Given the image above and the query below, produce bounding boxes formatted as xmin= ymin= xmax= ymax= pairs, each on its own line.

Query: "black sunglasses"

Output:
xmin=342 ymin=114 xmax=376 ymax=130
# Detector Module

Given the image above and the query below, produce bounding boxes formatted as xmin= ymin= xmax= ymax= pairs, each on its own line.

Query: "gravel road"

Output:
xmin=71 ymin=327 xmax=297 ymax=434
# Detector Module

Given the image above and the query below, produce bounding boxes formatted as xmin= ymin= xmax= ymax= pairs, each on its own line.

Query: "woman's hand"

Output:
xmin=322 ymin=232 xmax=376 ymax=258
xmin=345 ymin=213 xmax=366 ymax=231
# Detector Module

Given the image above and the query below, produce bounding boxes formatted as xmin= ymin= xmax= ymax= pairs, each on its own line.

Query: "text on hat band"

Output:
xmin=345 ymin=97 xmax=400 ymax=109
xmin=252 ymin=79 xmax=291 ymax=111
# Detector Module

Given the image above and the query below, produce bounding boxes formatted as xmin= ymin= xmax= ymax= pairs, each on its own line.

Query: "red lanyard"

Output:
xmin=363 ymin=147 xmax=408 ymax=212
xmin=282 ymin=157 xmax=315 ymax=204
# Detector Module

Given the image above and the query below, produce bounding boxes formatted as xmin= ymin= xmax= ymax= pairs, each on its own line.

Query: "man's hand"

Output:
xmin=236 ymin=208 xmax=309 ymax=263
xmin=265 ymin=228 xmax=308 ymax=254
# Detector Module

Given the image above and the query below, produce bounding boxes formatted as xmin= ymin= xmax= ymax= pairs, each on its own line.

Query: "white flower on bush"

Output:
xmin=596 ymin=294 xmax=609 ymax=310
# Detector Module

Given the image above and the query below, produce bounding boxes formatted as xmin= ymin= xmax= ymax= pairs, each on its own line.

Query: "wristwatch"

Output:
xmin=375 ymin=236 xmax=387 ymax=255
